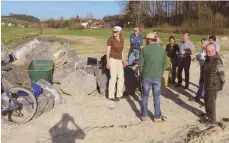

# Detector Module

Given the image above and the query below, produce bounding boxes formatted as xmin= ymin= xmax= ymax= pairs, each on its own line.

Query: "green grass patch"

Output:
xmin=2 ymin=27 xmax=228 ymax=52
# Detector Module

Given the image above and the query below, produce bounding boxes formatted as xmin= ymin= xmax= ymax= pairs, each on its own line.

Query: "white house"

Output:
xmin=1 ymin=23 xmax=5 ymax=27
xmin=8 ymin=23 xmax=12 ymax=27
xmin=81 ymin=22 xmax=88 ymax=27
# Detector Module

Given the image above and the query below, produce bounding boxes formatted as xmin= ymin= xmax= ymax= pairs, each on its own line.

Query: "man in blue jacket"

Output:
xmin=128 ymin=27 xmax=143 ymax=66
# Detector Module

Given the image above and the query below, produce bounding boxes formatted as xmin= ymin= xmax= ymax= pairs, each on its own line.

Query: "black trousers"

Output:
xmin=177 ymin=57 xmax=191 ymax=86
xmin=204 ymin=90 xmax=217 ymax=123
xmin=171 ymin=57 xmax=178 ymax=83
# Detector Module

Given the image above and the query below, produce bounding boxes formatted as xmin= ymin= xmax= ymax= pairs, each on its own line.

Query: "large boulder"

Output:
xmin=60 ymin=70 xmax=96 ymax=96
xmin=15 ymin=39 xmax=40 ymax=59
xmin=53 ymin=62 xmax=76 ymax=83
xmin=1 ymin=43 xmax=10 ymax=66
xmin=75 ymin=58 xmax=87 ymax=70
xmin=52 ymin=48 xmax=80 ymax=68
xmin=25 ymin=45 xmax=52 ymax=63
xmin=2 ymin=65 xmax=31 ymax=89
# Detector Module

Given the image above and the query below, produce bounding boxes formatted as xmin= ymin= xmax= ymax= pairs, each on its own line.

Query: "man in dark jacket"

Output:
xmin=203 ymin=43 xmax=226 ymax=124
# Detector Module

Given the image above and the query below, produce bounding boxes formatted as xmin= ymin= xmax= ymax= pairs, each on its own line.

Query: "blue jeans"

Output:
xmin=196 ymin=66 xmax=204 ymax=99
xmin=141 ymin=77 xmax=161 ymax=119
xmin=128 ymin=49 xmax=140 ymax=66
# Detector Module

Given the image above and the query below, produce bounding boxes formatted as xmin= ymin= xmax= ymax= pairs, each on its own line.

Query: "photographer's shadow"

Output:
xmin=49 ymin=113 xmax=86 ymax=143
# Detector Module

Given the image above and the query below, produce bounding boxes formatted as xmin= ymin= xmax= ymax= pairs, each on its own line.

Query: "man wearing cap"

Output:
xmin=139 ymin=33 xmax=167 ymax=122
xmin=176 ymin=33 xmax=195 ymax=89
xmin=128 ymin=27 xmax=143 ymax=66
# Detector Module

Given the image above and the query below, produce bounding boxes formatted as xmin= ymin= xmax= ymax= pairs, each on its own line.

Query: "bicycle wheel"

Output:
xmin=1 ymin=87 xmax=37 ymax=124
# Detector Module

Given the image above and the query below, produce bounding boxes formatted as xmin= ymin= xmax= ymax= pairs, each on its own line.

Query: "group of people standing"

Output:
xmin=106 ymin=26 xmax=226 ymax=124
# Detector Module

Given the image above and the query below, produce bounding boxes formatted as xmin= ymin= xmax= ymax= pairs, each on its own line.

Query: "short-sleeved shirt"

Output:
xmin=107 ymin=36 xmax=124 ymax=60
xmin=179 ymin=40 xmax=195 ymax=58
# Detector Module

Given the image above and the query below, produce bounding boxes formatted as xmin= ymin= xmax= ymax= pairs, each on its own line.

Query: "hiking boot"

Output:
xmin=194 ymin=96 xmax=200 ymax=103
xmin=184 ymin=83 xmax=189 ymax=89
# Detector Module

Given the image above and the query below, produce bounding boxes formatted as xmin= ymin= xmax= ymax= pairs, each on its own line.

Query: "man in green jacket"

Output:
xmin=139 ymin=33 xmax=167 ymax=122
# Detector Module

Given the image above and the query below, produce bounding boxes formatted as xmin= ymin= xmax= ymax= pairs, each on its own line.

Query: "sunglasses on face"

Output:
xmin=113 ymin=31 xmax=118 ymax=33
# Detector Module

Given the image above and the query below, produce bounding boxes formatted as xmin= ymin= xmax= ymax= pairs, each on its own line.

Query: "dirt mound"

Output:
xmin=177 ymin=118 xmax=229 ymax=143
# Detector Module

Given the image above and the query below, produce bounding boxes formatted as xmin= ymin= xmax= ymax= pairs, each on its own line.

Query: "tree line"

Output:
xmin=42 ymin=15 xmax=102 ymax=30
xmin=117 ymin=1 xmax=229 ymax=34
xmin=2 ymin=13 xmax=40 ymax=23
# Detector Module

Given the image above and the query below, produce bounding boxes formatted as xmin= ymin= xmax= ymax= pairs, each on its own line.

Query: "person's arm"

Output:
xmin=165 ymin=44 xmax=169 ymax=56
xmin=216 ymin=59 xmax=226 ymax=90
xmin=122 ymin=42 xmax=127 ymax=67
xmin=176 ymin=44 xmax=180 ymax=55
xmin=162 ymin=50 xmax=168 ymax=73
xmin=139 ymin=48 xmax=144 ymax=76
xmin=139 ymin=35 xmax=143 ymax=46
xmin=191 ymin=43 xmax=195 ymax=55
xmin=184 ymin=43 xmax=195 ymax=55
xmin=130 ymin=34 xmax=138 ymax=45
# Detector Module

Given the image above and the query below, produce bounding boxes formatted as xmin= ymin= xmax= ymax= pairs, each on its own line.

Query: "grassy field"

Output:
xmin=1 ymin=27 xmax=228 ymax=52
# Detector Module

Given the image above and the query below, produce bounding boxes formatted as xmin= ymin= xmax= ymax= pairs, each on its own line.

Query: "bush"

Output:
xmin=68 ymin=23 xmax=84 ymax=30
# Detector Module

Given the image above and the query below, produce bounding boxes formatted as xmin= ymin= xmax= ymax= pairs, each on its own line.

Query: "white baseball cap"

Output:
xmin=113 ymin=26 xmax=122 ymax=32
xmin=146 ymin=33 xmax=156 ymax=39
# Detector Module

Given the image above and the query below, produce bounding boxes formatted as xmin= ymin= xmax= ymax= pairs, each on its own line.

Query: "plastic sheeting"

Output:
xmin=36 ymin=79 xmax=62 ymax=104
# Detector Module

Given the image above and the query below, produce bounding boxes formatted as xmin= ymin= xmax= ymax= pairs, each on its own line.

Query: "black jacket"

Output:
xmin=203 ymin=53 xmax=225 ymax=91
xmin=165 ymin=44 xmax=179 ymax=59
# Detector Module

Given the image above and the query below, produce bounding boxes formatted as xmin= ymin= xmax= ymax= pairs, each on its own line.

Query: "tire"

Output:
xmin=1 ymin=87 xmax=37 ymax=124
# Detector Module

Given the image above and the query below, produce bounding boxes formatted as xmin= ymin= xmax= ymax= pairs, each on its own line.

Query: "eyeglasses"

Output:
xmin=113 ymin=31 xmax=118 ymax=33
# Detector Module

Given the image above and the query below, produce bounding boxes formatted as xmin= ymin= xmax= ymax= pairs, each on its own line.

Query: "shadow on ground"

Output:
xmin=49 ymin=113 xmax=86 ymax=143
xmin=161 ymin=86 xmax=206 ymax=123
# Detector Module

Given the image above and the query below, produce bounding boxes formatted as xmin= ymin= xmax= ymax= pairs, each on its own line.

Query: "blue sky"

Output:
xmin=1 ymin=1 xmax=122 ymax=20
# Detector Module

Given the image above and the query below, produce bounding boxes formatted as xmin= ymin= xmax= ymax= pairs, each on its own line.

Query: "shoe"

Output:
xmin=140 ymin=116 xmax=149 ymax=122
xmin=154 ymin=116 xmax=167 ymax=122
xmin=115 ymin=98 xmax=120 ymax=102
xmin=184 ymin=85 xmax=189 ymax=89
xmin=175 ymin=84 xmax=181 ymax=87
xmin=109 ymin=98 xmax=116 ymax=102
xmin=184 ymin=83 xmax=189 ymax=89
xmin=194 ymin=97 xmax=200 ymax=102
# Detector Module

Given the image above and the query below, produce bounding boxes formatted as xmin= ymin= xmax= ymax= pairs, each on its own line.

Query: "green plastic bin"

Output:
xmin=28 ymin=59 xmax=54 ymax=83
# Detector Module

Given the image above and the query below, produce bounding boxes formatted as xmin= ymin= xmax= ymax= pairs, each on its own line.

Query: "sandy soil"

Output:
xmin=2 ymin=36 xmax=229 ymax=143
